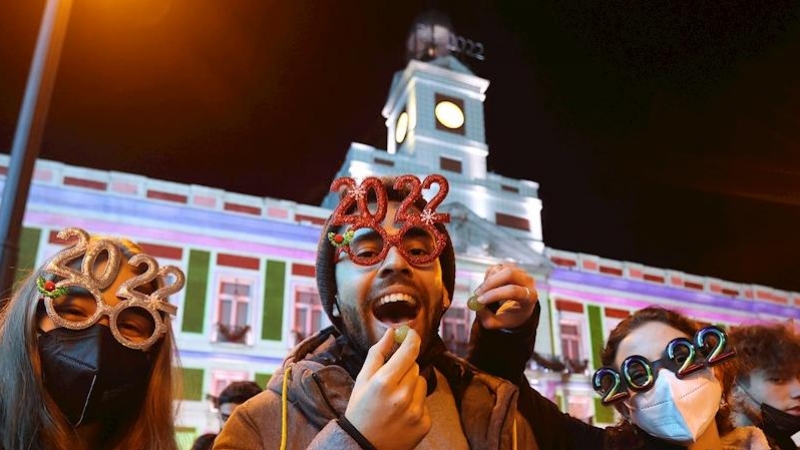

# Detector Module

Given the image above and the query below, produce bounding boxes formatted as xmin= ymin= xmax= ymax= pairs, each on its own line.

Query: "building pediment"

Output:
xmin=441 ymin=202 xmax=554 ymax=275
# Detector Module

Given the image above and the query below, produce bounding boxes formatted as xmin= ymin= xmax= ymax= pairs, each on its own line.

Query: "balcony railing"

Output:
xmin=216 ymin=323 xmax=250 ymax=344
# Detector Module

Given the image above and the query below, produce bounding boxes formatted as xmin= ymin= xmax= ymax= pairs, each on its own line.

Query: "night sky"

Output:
xmin=2 ymin=1 xmax=800 ymax=292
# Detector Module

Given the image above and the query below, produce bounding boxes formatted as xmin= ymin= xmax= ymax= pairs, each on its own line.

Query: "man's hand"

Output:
xmin=471 ymin=262 xmax=537 ymax=330
xmin=345 ymin=328 xmax=431 ymax=450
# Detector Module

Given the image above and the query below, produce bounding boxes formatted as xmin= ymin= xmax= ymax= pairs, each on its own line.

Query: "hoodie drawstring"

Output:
xmin=512 ymin=417 xmax=518 ymax=450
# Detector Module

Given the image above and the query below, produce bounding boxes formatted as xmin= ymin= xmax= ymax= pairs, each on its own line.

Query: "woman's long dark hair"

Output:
xmin=0 ymin=238 xmax=181 ymax=450
xmin=600 ymin=306 xmax=736 ymax=450
xmin=0 ymin=265 xmax=72 ymax=449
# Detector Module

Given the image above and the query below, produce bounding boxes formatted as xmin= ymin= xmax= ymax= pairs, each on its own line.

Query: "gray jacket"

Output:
xmin=214 ymin=328 xmax=537 ymax=450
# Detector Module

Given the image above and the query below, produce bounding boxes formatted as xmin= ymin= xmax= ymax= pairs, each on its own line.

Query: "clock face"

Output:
xmin=395 ymin=111 xmax=409 ymax=144
xmin=434 ymin=101 xmax=464 ymax=129
xmin=433 ymin=93 xmax=466 ymax=135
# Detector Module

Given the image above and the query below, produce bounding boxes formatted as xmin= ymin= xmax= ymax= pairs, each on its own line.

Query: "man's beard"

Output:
xmin=338 ymin=295 xmax=447 ymax=362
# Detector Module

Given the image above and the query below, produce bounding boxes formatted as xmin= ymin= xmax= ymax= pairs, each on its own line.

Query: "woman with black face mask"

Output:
xmin=727 ymin=323 xmax=800 ymax=450
xmin=0 ymin=227 xmax=185 ymax=450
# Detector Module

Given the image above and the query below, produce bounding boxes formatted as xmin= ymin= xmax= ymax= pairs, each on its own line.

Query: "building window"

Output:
xmin=206 ymin=370 xmax=251 ymax=413
xmin=441 ymin=304 xmax=471 ymax=357
xmin=501 ymin=184 xmax=519 ymax=193
xmin=293 ymin=287 xmax=328 ymax=343
xmin=495 ymin=212 xmax=531 ymax=231
xmin=374 ymin=157 xmax=395 ymax=167
xmin=440 ymin=156 xmax=463 ymax=173
xmin=567 ymin=395 xmax=594 ymax=424
xmin=560 ymin=320 xmax=582 ymax=363
xmin=215 ymin=279 xmax=253 ymax=344
xmin=210 ymin=369 xmax=250 ymax=403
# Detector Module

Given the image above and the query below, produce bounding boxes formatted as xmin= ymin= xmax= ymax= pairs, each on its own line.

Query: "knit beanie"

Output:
xmin=315 ymin=178 xmax=456 ymax=334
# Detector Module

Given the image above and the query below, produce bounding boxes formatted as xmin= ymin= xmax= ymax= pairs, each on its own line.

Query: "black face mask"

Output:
xmin=762 ymin=402 xmax=800 ymax=442
xmin=38 ymin=324 xmax=153 ymax=426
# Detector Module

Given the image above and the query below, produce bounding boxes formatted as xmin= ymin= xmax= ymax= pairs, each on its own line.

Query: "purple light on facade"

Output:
xmin=27 ymin=211 xmax=319 ymax=261
xmin=178 ymin=349 xmax=285 ymax=366
xmin=27 ymin=183 xmax=322 ymax=242
xmin=551 ymin=268 xmax=799 ymax=321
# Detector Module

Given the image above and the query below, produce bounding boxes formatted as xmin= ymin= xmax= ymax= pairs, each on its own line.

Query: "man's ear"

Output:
xmin=442 ymin=290 xmax=451 ymax=311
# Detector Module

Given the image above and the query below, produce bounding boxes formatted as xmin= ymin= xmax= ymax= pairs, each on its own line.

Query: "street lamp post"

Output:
xmin=0 ymin=0 xmax=73 ymax=305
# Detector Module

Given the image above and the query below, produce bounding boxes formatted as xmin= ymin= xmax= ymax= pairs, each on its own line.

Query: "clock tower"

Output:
xmin=323 ymin=9 xmax=545 ymax=257
xmin=384 ymin=10 xmax=490 ymax=181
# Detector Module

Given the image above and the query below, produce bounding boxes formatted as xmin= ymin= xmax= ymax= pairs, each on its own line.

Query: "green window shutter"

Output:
xmin=262 ymin=260 xmax=286 ymax=340
xmin=174 ymin=426 xmax=197 ymax=450
xmin=255 ymin=372 xmax=272 ymax=389
xmin=14 ymin=227 xmax=41 ymax=284
xmin=587 ymin=305 xmax=604 ymax=370
xmin=594 ymin=397 xmax=615 ymax=424
xmin=590 ymin=305 xmax=616 ymax=424
xmin=182 ymin=250 xmax=210 ymax=333
xmin=181 ymin=367 xmax=204 ymax=401
xmin=546 ymin=295 xmax=556 ymax=356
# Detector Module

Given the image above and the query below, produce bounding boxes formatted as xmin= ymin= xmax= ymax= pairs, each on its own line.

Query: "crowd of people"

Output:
xmin=0 ymin=174 xmax=797 ymax=450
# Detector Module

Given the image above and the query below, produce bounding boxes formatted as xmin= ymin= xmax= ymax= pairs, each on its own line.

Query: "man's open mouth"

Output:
xmin=372 ymin=293 xmax=420 ymax=326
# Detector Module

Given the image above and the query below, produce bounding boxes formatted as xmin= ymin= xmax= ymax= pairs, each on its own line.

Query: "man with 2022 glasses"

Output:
xmin=469 ymin=306 xmax=774 ymax=450
xmin=214 ymin=174 xmax=541 ymax=450
xmin=726 ymin=323 xmax=800 ymax=450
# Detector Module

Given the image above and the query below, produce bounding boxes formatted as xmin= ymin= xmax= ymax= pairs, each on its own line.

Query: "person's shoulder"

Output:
xmin=720 ymin=425 xmax=771 ymax=450
xmin=260 ymin=359 xmax=354 ymax=424
xmin=214 ymin=391 xmax=283 ymax=450
xmin=263 ymin=330 xmax=348 ymax=395
xmin=266 ymin=358 xmax=353 ymax=395
xmin=450 ymin=352 xmax=512 ymax=389
xmin=437 ymin=351 xmax=523 ymax=409
xmin=229 ymin=388 xmax=283 ymax=424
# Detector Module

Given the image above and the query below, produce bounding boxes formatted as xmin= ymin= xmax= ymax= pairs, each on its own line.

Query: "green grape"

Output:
xmin=467 ymin=295 xmax=485 ymax=311
xmin=394 ymin=325 xmax=410 ymax=344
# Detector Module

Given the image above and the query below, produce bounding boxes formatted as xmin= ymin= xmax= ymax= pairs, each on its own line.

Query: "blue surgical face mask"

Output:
xmin=627 ymin=369 xmax=722 ymax=445
xmin=38 ymin=324 xmax=152 ymax=426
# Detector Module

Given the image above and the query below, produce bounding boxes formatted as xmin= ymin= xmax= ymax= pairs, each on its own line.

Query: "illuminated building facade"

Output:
xmin=1 ymin=11 xmax=798 ymax=447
